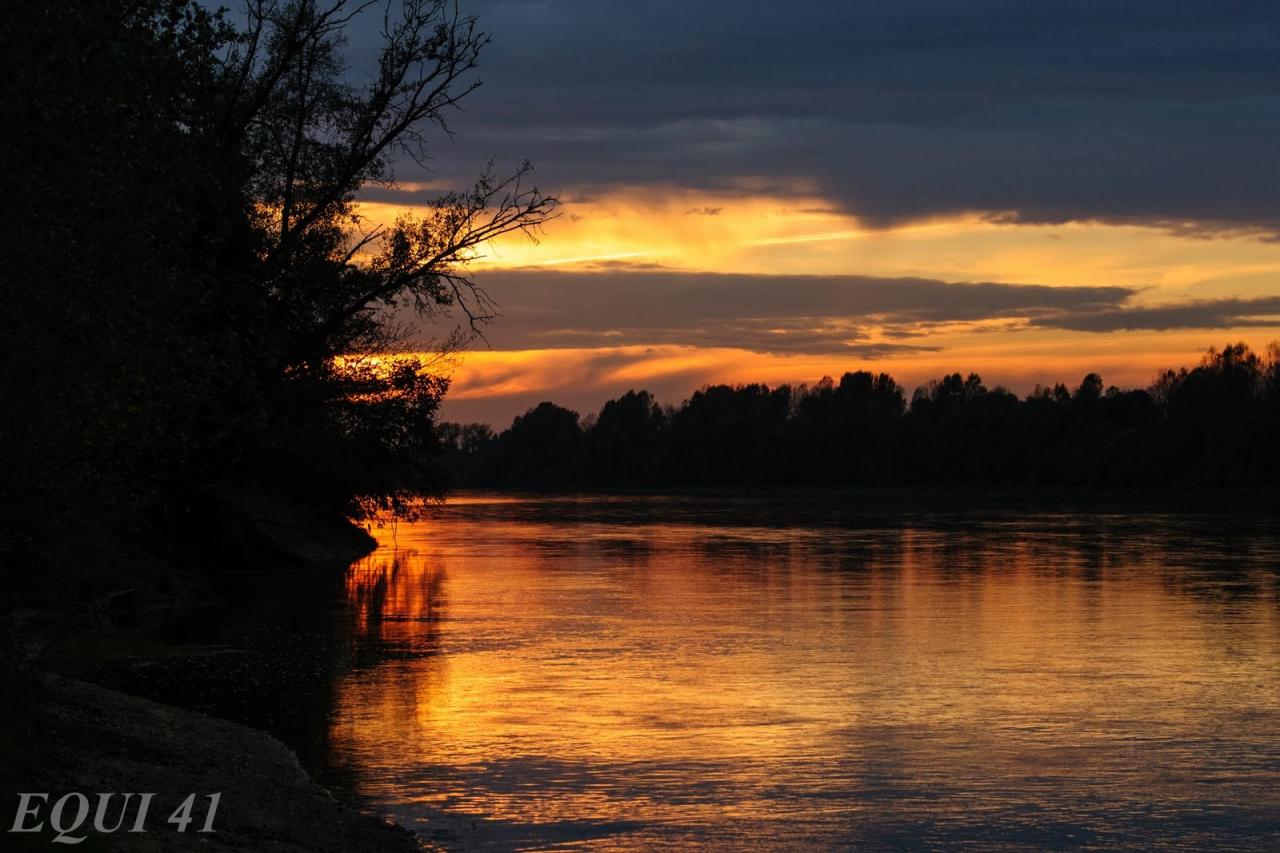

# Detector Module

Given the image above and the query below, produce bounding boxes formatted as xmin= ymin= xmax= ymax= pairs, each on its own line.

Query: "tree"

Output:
xmin=2 ymin=0 xmax=241 ymax=601
xmin=586 ymin=390 xmax=667 ymax=484
xmin=666 ymin=384 xmax=792 ymax=485
xmin=215 ymin=0 xmax=557 ymax=513
xmin=1 ymin=0 xmax=556 ymax=604
xmin=1155 ymin=343 xmax=1266 ymax=483
xmin=792 ymin=372 xmax=903 ymax=484
xmin=492 ymin=403 xmax=583 ymax=485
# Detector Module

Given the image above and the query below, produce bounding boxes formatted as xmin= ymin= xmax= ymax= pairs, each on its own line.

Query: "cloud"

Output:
xmin=1037 ymin=296 xmax=1280 ymax=332
xmin=409 ymin=270 xmax=1135 ymax=354
xmin=372 ymin=0 xmax=1280 ymax=235
xmin=413 ymin=271 xmax=1280 ymax=354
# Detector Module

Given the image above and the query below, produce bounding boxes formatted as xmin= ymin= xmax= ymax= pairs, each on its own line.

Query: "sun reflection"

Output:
xmin=325 ymin=499 xmax=1280 ymax=848
xmin=345 ymin=547 xmax=447 ymax=645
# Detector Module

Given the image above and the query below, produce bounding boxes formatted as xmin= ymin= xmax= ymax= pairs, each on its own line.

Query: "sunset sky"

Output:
xmin=348 ymin=1 xmax=1278 ymax=425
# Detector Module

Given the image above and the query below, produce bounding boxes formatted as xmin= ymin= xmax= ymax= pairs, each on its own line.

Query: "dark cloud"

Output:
xmin=416 ymin=270 xmax=1133 ymax=353
xmin=1038 ymin=295 xmax=1280 ymax=332
xmin=365 ymin=0 xmax=1280 ymax=234
xmin=413 ymin=271 xmax=1280 ymax=353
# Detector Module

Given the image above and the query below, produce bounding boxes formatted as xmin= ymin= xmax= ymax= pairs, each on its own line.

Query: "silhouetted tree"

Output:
xmin=666 ymin=384 xmax=792 ymax=485
xmin=490 ymin=403 xmax=583 ymax=486
xmin=213 ymin=0 xmax=555 ymax=515
xmin=1156 ymin=344 xmax=1266 ymax=483
xmin=438 ymin=422 xmax=498 ymax=484
xmin=792 ymin=372 xmax=904 ymax=484
xmin=2 ymin=0 xmax=554 ymax=603
xmin=585 ymin=391 xmax=667 ymax=484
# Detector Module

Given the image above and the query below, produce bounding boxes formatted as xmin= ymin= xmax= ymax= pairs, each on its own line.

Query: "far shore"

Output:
xmin=439 ymin=484 xmax=1280 ymax=513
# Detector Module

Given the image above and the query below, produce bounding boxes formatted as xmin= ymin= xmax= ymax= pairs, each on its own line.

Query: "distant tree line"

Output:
xmin=441 ymin=343 xmax=1280 ymax=488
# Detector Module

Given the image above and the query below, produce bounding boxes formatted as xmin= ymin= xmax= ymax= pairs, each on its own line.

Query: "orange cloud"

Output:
xmin=358 ymin=186 xmax=1280 ymax=299
xmin=353 ymin=183 xmax=1280 ymax=424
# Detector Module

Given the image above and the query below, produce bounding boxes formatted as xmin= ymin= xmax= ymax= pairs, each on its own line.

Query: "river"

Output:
xmin=95 ymin=492 xmax=1280 ymax=849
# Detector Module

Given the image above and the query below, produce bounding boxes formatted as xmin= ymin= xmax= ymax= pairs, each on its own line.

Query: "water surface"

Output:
xmin=322 ymin=494 xmax=1280 ymax=850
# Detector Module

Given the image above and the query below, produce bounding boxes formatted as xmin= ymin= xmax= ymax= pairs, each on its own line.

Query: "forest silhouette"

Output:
xmin=442 ymin=343 xmax=1280 ymax=488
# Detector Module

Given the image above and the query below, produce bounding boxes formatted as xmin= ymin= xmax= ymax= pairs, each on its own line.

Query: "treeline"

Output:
xmin=442 ymin=343 xmax=1280 ymax=488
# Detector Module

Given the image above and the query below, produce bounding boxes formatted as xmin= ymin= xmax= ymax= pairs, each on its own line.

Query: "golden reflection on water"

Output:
xmin=328 ymin=496 xmax=1280 ymax=850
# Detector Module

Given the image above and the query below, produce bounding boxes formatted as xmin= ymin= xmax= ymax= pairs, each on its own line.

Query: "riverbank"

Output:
xmin=456 ymin=483 xmax=1280 ymax=509
xmin=9 ymin=485 xmax=1276 ymax=849
xmin=2 ymin=492 xmax=422 ymax=850
xmin=4 ymin=674 xmax=419 ymax=851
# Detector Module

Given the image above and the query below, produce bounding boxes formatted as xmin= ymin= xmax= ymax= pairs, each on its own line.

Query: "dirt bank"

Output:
xmin=4 ymin=674 xmax=419 ymax=851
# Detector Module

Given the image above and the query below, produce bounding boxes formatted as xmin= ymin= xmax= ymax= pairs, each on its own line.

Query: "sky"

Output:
xmin=340 ymin=0 xmax=1279 ymax=425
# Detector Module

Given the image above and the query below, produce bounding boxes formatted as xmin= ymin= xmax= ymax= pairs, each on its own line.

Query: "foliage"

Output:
xmin=1 ymin=0 xmax=554 ymax=603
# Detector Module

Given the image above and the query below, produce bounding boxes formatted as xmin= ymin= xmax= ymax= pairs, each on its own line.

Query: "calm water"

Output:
xmin=317 ymin=495 xmax=1280 ymax=850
